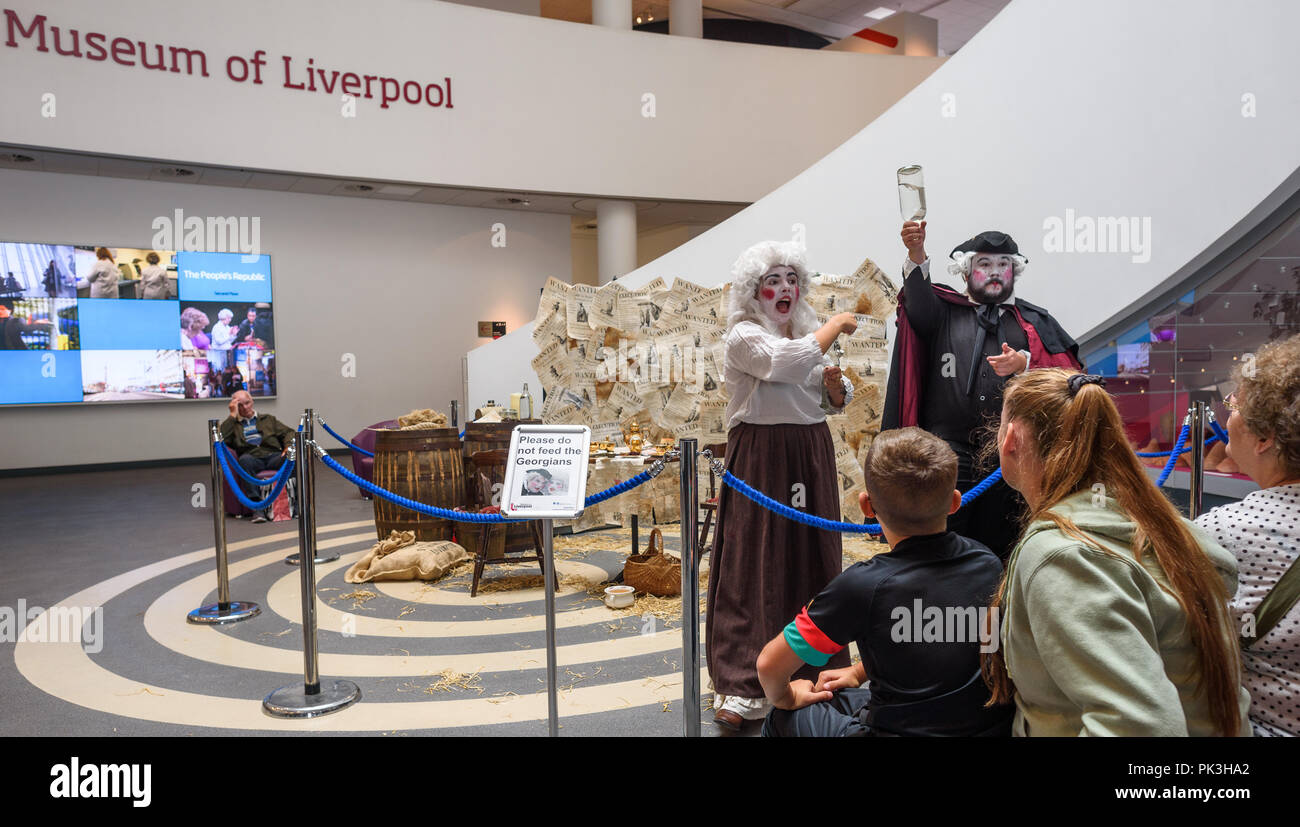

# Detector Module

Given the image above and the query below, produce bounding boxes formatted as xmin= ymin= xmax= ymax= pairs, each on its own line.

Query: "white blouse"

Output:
xmin=1195 ymin=483 xmax=1300 ymax=737
xmin=723 ymin=321 xmax=851 ymax=429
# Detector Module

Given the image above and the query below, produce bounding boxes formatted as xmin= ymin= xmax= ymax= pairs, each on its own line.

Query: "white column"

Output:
xmin=592 ymin=0 xmax=632 ymax=29
xmin=596 ymin=200 xmax=637 ymax=284
xmin=669 ymin=0 xmax=702 ymax=38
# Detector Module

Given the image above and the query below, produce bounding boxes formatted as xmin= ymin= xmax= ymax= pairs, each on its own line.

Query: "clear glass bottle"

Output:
xmin=897 ymin=164 xmax=926 ymax=221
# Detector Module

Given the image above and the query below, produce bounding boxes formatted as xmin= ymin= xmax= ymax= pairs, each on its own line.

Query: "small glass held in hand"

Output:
xmin=897 ymin=164 xmax=926 ymax=222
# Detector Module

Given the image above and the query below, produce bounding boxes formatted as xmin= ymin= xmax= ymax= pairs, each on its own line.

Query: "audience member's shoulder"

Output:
xmin=951 ymin=532 xmax=1002 ymax=568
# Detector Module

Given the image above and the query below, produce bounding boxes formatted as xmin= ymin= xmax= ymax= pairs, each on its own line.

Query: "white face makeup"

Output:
xmin=757 ymin=265 xmax=800 ymax=326
xmin=968 ymin=254 xmax=1015 ymax=304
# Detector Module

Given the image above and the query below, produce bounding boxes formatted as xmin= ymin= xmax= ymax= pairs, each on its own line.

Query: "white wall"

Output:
xmin=0 ymin=0 xmax=942 ymax=203
xmin=604 ymin=0 xmax=1300 ymax=344
xmin=0 ymin=168 xmax=570 ymax=470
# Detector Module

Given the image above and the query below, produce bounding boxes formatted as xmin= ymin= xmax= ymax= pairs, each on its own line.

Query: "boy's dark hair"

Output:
xmin=862 ymin=427 xmax=958 ymax=535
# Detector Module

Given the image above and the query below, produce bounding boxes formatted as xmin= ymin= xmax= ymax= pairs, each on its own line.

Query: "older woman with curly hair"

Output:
xmin=1195 ymin=332 xmax=1300 ymax=736
xmin=707 ymin=240 xmax=858 ymax=729
xmin=180 ymin=307 xmax=211 ymax=351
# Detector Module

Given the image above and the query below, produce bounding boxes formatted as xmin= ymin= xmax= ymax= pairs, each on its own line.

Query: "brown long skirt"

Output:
xmin=706 ymin=420 xmax=849 ymax=699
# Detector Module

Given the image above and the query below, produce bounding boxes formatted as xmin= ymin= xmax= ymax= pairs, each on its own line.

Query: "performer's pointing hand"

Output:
xmin=987 ymin=343 xmax=1028 ymax=377
xmin=902 ymin=220 xmax=928 ymax=265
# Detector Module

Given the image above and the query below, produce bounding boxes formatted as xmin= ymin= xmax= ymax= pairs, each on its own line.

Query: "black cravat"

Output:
xmin=965 ymin=304 xmax=1003 ymax=397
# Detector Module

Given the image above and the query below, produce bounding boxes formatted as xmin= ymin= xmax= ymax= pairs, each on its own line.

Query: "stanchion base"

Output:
xmin=262 ymin=680 xmax=361 ymax=719
xmin=187 ymin=601 xmax=261 ymax=624
xmin=283 ymin=552 xmax=340 ymax=566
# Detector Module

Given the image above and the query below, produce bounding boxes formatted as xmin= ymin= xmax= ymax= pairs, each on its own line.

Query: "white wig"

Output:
xmin=725 ymin=240 xmax=820 ymax=337
xmin=947 ymin=251 xmax=1029 ymax=281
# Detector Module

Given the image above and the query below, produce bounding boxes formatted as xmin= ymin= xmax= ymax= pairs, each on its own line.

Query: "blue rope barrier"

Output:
xmin=1210 ymin=419 xmax=1230 ymax=445
xmin=722 ymin=471 xmax=882 ymax=535
xmin=215 ymin=440 xmax=295 ymax=487
xmin=1136 ymin=435 xmax=1218 ymax=457
xmin=216 ymin=445 xmax=295 ymax=511
xmin=584 ymin=471 xmax=653 ymax=506
xmin=316 ymin=451 xmax=657 ymax=523
xmin=318 ymin=418 xmax=374 ymax=457
xmin=459 ymin=430 xmax=465 ymax=439
xmin=721 ymin=464 xmax=1008 ymax=536
xmin=960 ymin=468 xmax=1002 ymax=508
xmin=1154 ymin=423 xmax=1190 ymax=488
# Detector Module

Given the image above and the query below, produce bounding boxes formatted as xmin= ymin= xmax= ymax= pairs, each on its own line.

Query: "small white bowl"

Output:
xmin=604 ymin=585 xmax=635 ymax=609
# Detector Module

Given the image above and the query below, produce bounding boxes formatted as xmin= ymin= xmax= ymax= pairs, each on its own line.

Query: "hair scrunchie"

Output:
xmin=1067 ymin=373 xmax=1107 ymax=397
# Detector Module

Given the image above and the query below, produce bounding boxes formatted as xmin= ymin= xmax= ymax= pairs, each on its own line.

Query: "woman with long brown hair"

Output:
xmin=983 ymin=368 xmax=1249 ymax=736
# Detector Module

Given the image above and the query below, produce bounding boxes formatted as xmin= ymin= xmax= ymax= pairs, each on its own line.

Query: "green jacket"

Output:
xmin=1001 ymin=490 xmax=1251 ymax=737
xmin=219 ymin=413 xmax=294 ymax=459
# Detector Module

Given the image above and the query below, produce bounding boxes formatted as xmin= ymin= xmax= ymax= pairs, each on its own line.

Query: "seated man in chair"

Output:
xmin=219 ymin=390 xmax=294 ymax=524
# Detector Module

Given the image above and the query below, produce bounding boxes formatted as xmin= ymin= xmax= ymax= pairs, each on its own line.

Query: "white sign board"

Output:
xmin=501 ymin=425 xmax=591 ymax=519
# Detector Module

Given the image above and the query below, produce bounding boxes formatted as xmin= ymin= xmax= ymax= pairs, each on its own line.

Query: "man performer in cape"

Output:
xmin=882 ymin=221 xmax=1082 ymax=561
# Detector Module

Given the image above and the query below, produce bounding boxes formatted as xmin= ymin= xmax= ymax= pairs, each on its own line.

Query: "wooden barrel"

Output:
xmin=372 ymin=427 xmax=465 ymax=541
xmin=461 ymin=420 xmax=540 ymax=558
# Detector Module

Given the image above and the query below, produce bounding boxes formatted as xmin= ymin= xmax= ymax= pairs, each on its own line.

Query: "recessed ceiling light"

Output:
xmin=864 ymin=7 xmax=894 ymax=20
xmin=341 ymin=183 xmax=375 ymax=192
xmin=1 ymin=153 xmax=36 ymax=164
xmin=156 ymin=166 xmax=197 ymax=177
xmin=497 ymin=196 xmax=531 ymax=206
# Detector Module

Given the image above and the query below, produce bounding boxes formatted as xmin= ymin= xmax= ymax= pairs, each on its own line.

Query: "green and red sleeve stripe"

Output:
xmin=783 ymin=607 xmax=844 ymax=667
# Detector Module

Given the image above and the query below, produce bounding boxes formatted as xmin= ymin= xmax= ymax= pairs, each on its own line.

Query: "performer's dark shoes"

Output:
xmin=714 ymin=708 xmax=744 ymax=731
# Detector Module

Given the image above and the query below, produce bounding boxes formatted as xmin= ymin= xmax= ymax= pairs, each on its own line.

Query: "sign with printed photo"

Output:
xmin=501 ymin=424 xmax=592 ymax=519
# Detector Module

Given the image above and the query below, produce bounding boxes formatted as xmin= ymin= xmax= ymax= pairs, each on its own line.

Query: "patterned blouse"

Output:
xmin=1196 ymin=483 xmax=1300 ymax=736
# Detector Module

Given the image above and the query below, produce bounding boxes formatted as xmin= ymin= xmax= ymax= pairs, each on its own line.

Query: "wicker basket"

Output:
xmin=623 ymin=528 xmax=680 ymax=597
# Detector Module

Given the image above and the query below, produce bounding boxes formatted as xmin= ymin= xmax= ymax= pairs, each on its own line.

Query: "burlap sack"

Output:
xmin=345 ymin=530 xmax=469 ymax=583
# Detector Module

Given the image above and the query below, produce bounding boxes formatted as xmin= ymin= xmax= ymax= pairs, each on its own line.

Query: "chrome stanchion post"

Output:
xmin=1189 ymin=401 xmax=1207 ymax=519
xmin=263 ymin=418 xmax=361 ymax=718
xmin=285 ymin=410 xmax=339 ymax=565
xmin=678 ymin=438 xmax=701 ymax=737
xmin=542 ymin=517 xmax=559 ymax=737
xmin=189 ymin=419 xmax=260 ymax=624
xmin=450 ymin=400 xmax=459 ymax=430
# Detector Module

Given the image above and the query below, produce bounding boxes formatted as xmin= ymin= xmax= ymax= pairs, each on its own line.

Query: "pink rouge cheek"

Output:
xmin=761 ymin=288 xmax=776 ymax=300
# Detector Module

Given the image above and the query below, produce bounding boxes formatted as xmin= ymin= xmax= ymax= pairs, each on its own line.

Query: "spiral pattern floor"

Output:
xmin=0 ymin=461 xmax=722 ymax=737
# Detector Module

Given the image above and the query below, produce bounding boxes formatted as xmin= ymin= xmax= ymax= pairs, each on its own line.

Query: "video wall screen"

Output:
xmin=0 ymin=242 xmax=276 ymax=406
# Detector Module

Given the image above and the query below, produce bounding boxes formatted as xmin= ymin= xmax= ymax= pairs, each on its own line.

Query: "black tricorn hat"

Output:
xmin=950 ymin=231 xmax=1025 ymax=261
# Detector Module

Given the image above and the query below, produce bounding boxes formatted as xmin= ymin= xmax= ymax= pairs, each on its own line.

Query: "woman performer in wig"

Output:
xmin=708 ymin=240 xmax=858 ymax=730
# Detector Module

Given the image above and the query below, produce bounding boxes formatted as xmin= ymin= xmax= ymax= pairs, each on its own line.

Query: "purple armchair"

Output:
xmin=350 ymin=420 xmax=400 ymax=498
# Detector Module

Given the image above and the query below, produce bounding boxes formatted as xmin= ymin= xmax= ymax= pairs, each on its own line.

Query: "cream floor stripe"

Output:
xmin=15 ymin=520 xmax=710 ymax=729
xmin=146 ymin=546 xmax=693 ymax=676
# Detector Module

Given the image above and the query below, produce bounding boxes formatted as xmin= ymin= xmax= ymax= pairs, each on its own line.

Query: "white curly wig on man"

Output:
xmin=725 ymin=240 xmax=820 ymax=338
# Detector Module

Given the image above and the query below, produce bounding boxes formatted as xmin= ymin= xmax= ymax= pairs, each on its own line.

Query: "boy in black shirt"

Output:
xmin=757 ymin=427 xmax=1011 ymax=736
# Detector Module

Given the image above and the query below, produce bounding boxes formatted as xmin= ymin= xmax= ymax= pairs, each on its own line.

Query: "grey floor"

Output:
xmin=0 ymin=460 xmax=752 ymax=737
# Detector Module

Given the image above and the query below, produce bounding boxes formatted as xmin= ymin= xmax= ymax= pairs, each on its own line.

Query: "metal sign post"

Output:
xmin=678 ymin=438 xmax=701 ymax=737
xmin=263 ymin=411 xmax=361 ymax=718
xmin=500 ymin=424 xmax=592 ymax=737
xmin=188 ymin=419 xmax=260 ymax=624
xmin=542 ymin=517 xmax=559 ymax=737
